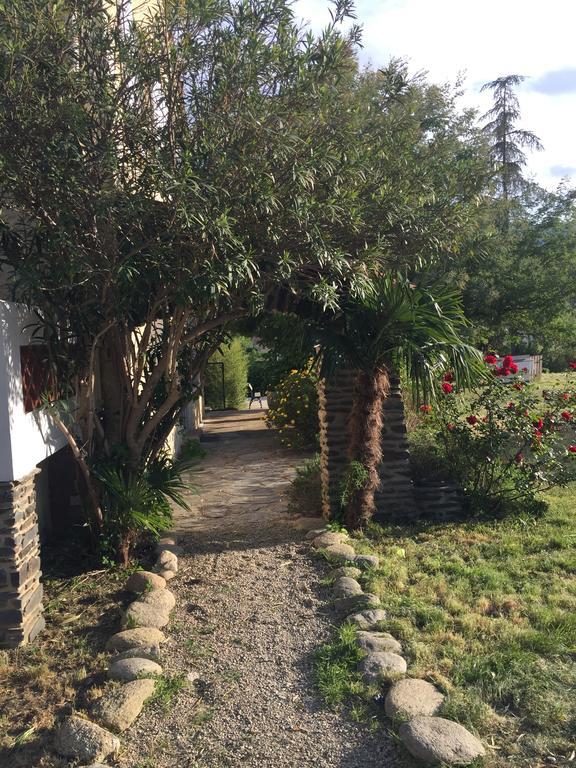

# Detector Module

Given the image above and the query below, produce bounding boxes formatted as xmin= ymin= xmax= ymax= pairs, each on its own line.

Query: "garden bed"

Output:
xmin=0 ymin=541 xmax=135 ymax=767
xmin=350 ymin=485 xmax=576 ymax=766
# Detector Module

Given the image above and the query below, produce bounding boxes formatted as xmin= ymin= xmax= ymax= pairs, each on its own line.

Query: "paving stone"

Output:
xmin=399 ymin=716 xmax=485 ymax=765
xmin=53 ymin=715 xmax=120 ymax=762
xmin=312 ymin=531 xmax=349 ymax=549
xmin=356 ymin=631 xmax=402 ymax=654
xmin=333 ymin=576 xmax=363 ymax=599
xmin=353 ymin=554 xmax=380 ymax=570
xmin=358 ymin=651 xmax=407 ymax=684
xmin=125 ymin=571 xmax=166 ymax=593
xmin=93 ymin=679 xmax=156 ymax=732
xmin=347 ymin=608 xmax=387 ymax=630
xmin=121 ymin=601 xmax=170 ymax=629
xmin=108 ymin=657 xmax=163 ymax=681
xmin=385 ymin=678 xmax=445 ymax=719
xmin=105 ymin=627 xmax=166 ymax=652
xmin=138 ymin=588 xmax=176 ymax=612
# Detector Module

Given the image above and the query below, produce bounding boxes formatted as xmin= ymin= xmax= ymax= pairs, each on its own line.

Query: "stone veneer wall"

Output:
xmin=318 ymin=369 xmax=357 ymax=520
xmin=374 ymin=375 xmax=418 ymax=522
xmin=0 ymin=469 xmax=45 ymax=648
xmin=319 ymin=370 xmax=419 ymax=523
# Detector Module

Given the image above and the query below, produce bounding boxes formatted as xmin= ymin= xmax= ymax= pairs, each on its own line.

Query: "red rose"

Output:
xmin=420 ymin=404 xmax=432 ymax=413
xmin=533 ymin=418 xmax=543 ymax=430
xmin=509 ymin=362 xmax=518 ymax=374
xmin=534 ymin=429 xmax=543 ymax=441
xmin=569 ymin=362 xmax=576 ymax=370
xmin=506 ymin=402 xmax=515 ymax=410
xmin=561 ymin=411 xmax=572 ymax=421
xmin=562 ymin=392 xmax=570 ymax=401
xmin=503 ymin=355 xmax=513 ymax=367
xmin=466 ymin=415 xmax=478 ymax=425
xmin=443 ymin=372 xmax=454 ymax=382
xmin=569 ymin=445 xmax=576 ymax=453
xmin=515 ymin=452 xmax=524 ymax=463
xmin=484 ymin=354 xmax=497 ymax=365
xmin=522 ymin=367 xmax=528 ymax=373
xmin=447 ymin=423 xmax=455 ymax=431
xmin=441 ymin=382 xmax=453 ymax=394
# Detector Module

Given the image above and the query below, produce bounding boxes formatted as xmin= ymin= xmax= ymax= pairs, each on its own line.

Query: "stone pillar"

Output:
xmin=318 ymin=369 xmax=356 ymax=520
xmin=374 ymin=375 xmax=418 ymax=522
xmin=0 ymin=469 xmax=45 ymax=648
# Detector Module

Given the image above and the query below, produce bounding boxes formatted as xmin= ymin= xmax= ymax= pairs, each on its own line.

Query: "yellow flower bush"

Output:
xmin=266 ymin=367 xmax=319 ymax=449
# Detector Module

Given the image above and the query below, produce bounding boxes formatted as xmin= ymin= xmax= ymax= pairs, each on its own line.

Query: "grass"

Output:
xmin=348 ymin=483 xmax=576 ymax=767
xmin=147 ymin=673 xmax=187 ymax=711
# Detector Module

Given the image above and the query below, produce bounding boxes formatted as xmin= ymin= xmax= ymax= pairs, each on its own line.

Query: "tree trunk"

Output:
xmin=343 ymin=368 xmax=390 ymax=529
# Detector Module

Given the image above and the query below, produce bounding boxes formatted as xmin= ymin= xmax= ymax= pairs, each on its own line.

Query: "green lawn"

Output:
xmin=348 ymin=485 xmax=576 ymax=766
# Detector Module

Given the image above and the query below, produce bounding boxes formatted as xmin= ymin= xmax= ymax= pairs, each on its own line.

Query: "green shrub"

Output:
xmin=204 ymin=336 xmax=248 ymax=410
xmin=266 ymin=366 xmax=319 ymax=449
xmin=289 ymin=454 xmax=322 ymax=516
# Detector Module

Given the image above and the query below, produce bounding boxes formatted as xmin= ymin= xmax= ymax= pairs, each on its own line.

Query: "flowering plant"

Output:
xmin=266 ymin=366 xmax=319 ymax=449
xmin=415 ymin=364 xmax=576 ymax=513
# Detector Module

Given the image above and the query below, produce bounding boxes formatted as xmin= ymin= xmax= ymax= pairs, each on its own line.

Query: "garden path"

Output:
xmin=119 ymin=409 xmax=403 ymax=768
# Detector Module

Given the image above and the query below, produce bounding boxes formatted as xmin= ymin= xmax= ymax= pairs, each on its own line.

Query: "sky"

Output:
xmin=294 ymin=0 xmax=576 ymax=189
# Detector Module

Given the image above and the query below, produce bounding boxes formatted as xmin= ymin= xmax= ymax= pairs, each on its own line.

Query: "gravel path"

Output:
xmin=119 ymin=411 xmax=403 ymax=768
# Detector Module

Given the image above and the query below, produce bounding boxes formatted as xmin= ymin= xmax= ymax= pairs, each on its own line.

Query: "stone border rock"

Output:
xmin=307 ymin=526 xmax=486 ymax=766
xmin=52 ymin=532 xmax=182 ymax=765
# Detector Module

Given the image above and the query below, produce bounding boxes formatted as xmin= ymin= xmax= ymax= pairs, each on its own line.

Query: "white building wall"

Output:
xmin=0 ymin=300 xmax=67 ymax=482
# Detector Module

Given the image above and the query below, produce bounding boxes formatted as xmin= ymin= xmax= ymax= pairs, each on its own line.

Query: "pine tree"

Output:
xmin=481 ymin=75 xmax=543 ymax=204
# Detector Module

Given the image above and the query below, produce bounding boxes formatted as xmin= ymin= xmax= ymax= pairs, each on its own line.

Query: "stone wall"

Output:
xmin=0 ymin=469 xmax=45 ymax=648
xmin=318 ymin=369 xmax=357 ymax=520
xmin=374 ymin=375 xmax=418 ymax=522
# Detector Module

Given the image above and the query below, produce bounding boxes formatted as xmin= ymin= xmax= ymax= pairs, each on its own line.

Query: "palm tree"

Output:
xmin=318 ymin=275 xmax=485 ymax=529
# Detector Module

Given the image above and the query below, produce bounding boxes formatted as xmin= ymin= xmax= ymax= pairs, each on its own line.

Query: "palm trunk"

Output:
xmin=343 ymin=368 xmax=390 ymax=529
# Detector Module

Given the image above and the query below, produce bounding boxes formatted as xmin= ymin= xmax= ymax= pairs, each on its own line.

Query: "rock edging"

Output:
xmin=308 ymin=527 xmax=485 ymax=766
xmin=53 ymin=533 xmax=182 ymax=764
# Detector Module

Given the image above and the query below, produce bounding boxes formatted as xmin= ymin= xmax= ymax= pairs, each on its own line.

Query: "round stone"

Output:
xmin=53 ymin=715 xmax=120 ymax=762
xmin=324 ymin=543 xmax=356 ymax=562
xmin=108 ymin=657 xmax=163 ymax=681
xmin=385 ymin=678 xmax=445 ymax=719
xmin=155 ymin=549 xmax=178 ymax=572
xmin=122 ymin=601 xmax=170 ymax=629
xmin=353 ymin=554 xmax=380 ymax=570
xmin=333 ymin=576 xmax=363 ymax=599
xmin=125 ymin=571 xmax=166 ymax=593
xmin=333 ymin=592 xmax=380 ymax=616
xmin=158 ymin=569 xmax=177 ymax=581
xmin=356 ymin=631 xmax=402 ymax=654
xmin=105 ymin=627 xmax=167 ymax=652
xmin=347 ymin=608 xmax=387 ymax=630
xmin=306 ymin=527 xmax=328 ymax=540
xmin=358 ymin=651 xmax=407 ymax=684
xmin=312 ymin=531 xmax=349 ymax=549
xmin=399 ymin=716 xmax=485 ymax=765
xmin=93 ymin=679 xmax=156 ymax=732
xmin=114 ymin=644 xmax=161 ymax=662
xmin=331 ymin=566 xmax=362 ymax=580
xmin=138 ymin=588 xmax=176 ymax=613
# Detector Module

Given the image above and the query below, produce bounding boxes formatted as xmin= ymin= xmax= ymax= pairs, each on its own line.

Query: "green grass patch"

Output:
xmin=354 ymin=483 xmax=576 ymax=767
xmin=314 ymin=623 xmax=365 ymax=709
xmin=147 ymin=673 xmax=187 ymax=710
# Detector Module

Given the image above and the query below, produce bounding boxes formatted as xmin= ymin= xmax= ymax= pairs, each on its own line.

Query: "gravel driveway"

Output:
xmin=119 ymin=411 xmax=403 ymax=768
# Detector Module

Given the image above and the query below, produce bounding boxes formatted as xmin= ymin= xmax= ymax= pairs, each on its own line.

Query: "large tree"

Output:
xmin=0 ymin=0 xmax=367 ymax=559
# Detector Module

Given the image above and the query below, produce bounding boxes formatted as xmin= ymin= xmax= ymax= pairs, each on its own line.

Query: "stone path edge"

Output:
xmin=51 ymin=532 xmax=181 ymax=766
xmin=308 ymin=527 xmax=487 ymax=767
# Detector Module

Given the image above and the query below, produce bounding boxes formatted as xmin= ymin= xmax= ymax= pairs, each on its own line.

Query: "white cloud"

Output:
xmin=295 ymin=0 xmax=576 ymax=188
